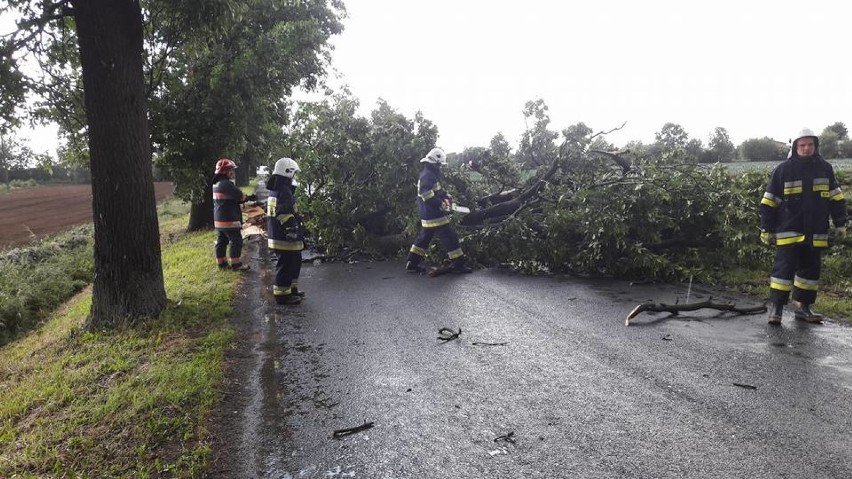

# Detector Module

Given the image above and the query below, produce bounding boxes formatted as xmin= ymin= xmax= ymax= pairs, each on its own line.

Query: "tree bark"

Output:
xmin=73 ymin=0 xmax=167 ymax=327
xmin=188 ymin=193 xmax=215 ymax=231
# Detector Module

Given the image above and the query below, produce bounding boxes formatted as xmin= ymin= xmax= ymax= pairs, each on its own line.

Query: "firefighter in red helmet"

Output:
xmin=212 ymin=158 xmax=255 ymax=270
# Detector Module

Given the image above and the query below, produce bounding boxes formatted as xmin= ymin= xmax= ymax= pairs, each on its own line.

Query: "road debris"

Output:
xmin=732 ymin=383 xmax=757 ymax=390
xmin=625 ymin=299 xmax=767 ymax=326
xmin=472 ymin=341 xmax=508 ymax=346
xmin=438 ymin=327 xmax=462 ymax=342
xmin=332 ymin=421 xmax=374 ymax=439
xmin=494 ymin=431 xmax=516 ymax=444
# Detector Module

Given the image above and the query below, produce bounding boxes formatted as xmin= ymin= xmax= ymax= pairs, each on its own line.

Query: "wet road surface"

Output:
xmin=211 ymin=241 xmax=852 ymax=478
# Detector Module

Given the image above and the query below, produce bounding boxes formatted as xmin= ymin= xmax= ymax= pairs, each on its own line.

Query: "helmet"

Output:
xmin=214 ymin=158 xmax=237 ymax=174
xmin=273 ymin=157 xmax=300 ymax=178
xmin=420 ymin=147 xmax=447 ymax=165
xmin=791 ymin=127 xmax=819 ymax=156
xmin=792 ymin=128 xmax=817 ymax=145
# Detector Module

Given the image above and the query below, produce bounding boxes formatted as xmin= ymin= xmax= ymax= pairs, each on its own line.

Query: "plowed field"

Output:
xmin=0 ymin=182 xmax=174 ymax=250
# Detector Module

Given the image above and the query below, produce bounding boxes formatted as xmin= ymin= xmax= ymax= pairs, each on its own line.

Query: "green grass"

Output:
xmin=0 ymin=199 xmax=244 ymax=478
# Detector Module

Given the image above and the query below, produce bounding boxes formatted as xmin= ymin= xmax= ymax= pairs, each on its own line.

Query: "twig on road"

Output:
xmin=332 ymin=421 xmax=374 ymax=439
xmin=438 ymin=327 xmax=462 ymax=342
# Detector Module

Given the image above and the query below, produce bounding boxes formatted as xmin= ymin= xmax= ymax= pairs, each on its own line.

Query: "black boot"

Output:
xmin=767 ymin=302 xmax=783 ymax=325
xmin=792 ymin=301 xmax=823 ymax=323
xmin=406 ymin=260 xmax=426 ymax=274
xmin=451 ymin=259 xmax=473 ymax=274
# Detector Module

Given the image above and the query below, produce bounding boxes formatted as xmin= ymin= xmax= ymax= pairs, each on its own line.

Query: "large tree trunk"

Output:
xmin=73 ymin=0 xmax=167 ymax=327
xmin=187 ymin=174 xmax=214 ymax=231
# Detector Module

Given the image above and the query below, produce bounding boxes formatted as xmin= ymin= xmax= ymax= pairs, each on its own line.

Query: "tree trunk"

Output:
xmin=73 ymin=0 xmax=167 ymax=327
xmin=188 ymin=195 xmax=215 ymax=231
xmin=187 ymin=175 xmax=215 ymax=231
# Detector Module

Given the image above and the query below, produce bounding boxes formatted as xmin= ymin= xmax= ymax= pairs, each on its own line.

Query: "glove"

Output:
xmin=759 ymin=230 xmax=775 ymax=246
xmin=837 ymin=227 xmax=847 ymax=239
xmin=284 ymin=232 xmax=300 ymax=241
xmin=245 ymin=194 xmax=258 ymax=202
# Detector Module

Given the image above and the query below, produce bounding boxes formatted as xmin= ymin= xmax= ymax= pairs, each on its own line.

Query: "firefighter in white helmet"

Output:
xmin=266 ymin=157 xmax=305 ymax=304
xmin=405 ymin=147 xmax=473 ymax=274
xmin=212 ymin=158 xmax=255 ymax=270
xmin=759 ymin=128 xmax=847 ymax=324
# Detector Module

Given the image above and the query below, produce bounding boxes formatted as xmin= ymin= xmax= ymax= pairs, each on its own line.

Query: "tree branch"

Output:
xmin=625 ymin=300 xmax=767 ymax=326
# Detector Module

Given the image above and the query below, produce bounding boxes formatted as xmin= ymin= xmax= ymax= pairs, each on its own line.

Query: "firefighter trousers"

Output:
xmin=406 ymin=223 xmax=463 ymax=266
xmin=215 ymin=229 xmax=244 ymax=265
xmin=273 ymin=250 xmax=302 ymax=302
xmin=769 ymin=245 xmax=822 ymax=305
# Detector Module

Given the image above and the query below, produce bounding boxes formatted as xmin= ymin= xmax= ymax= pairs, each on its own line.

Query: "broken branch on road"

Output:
xmin=332 ymin=421 xmax=374 ymax=439
xmin=625 ymin=299 xmax=767 ymax=325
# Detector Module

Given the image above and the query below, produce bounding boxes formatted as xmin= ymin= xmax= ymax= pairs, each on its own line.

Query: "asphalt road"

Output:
xmin=210 ymin=241 xmax=852 ymax=479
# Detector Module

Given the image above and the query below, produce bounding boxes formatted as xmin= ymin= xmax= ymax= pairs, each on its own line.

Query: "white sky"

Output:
xmin=6 ymin=0 xmax=852 ymax=156
xmin=327 ymin=0 xmax=852 ymax=152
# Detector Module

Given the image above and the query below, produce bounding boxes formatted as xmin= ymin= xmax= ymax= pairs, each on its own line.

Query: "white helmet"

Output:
xmin=420 ymin=147 xmax=447 ymax=165
xmin=273 ymin=157 xmax=300 ymax=178
xmin=792 ymin=128 xmax=817 ymax=145
xmin=790 ymin=127 xmax=819 ymax=156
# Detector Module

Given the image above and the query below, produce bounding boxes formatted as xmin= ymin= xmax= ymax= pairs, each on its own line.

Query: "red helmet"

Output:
xmin=214 ymin=158 xmax=237 ymax=174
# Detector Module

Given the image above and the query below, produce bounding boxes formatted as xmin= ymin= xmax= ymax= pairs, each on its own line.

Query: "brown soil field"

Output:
xmin=0 ymin=182 xmax=174 ymax=250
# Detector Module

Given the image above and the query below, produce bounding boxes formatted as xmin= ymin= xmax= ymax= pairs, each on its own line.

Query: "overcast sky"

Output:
xmin=8 ymin=0 xmax=852 ymax=155
xmin=327 ymin=0 xmax=852 ymax=152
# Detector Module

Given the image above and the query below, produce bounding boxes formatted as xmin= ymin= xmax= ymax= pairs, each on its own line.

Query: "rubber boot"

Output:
xmin=767 ymin=302 xmax=783 ymax=325
xmin=276 ymin=292 xmax=302 ymax=305
xmin=451 ymin=258 xmax=473 ymax=274
xmin=231 ymin=262 xmax=250 ymax=271
xmin=406 ymin=260 xmax=426 ymax=274
xmin=792 ymin=301 xmax=823 ymax=323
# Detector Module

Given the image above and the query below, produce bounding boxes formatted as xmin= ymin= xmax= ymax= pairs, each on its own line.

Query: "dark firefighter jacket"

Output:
xmin=760 ymin=155 xmax=846 ymax=248
xmin=417 ymin=163 xmax=450 ymax=228
xmin=266 ymin=175 xmax=304 ymax=252
xmin=213 ymin=176 xmax=246 ymax=230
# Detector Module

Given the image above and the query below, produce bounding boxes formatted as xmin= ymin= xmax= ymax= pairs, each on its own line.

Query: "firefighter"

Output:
xmin=212 ymin=158 xmax=255 ymax=270
xmin=405 ymin=147 xmax=473 ymax=274
xmin=267 ymin=157 xmax=304 ymax=305
xmin=759 ymin=128 xmax=847 ymax=324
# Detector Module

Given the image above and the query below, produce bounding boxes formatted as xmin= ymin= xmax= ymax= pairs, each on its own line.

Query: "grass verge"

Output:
xmin=0 ymin=199 xmax=244 ymax=477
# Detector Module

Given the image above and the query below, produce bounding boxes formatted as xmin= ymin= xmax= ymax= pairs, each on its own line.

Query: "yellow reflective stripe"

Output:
xmin=830 ymin=188 xmax=844 ymax=201
xmin=421 ymin=217 xmax=450 ymax=228
xmin=267 ymin=197 xmax=277 ymax=215
xmin=813 ymin=239 xmax=829 ymax=248
xmin=268 ymin=239 xmax=304 ymax=251
xmin=273 ymin=285 xmax=292 ymax=296
xmin=783 ymin=186 xmax=802 ymax=195
xmin=770 ymin=277 xmax=792 ymax=292
xmin=793 ymin=276 xmax=819 ymax=291
xmin=276 ymin=213 xmax=294 ymax=224
xmin=410 ymin=245 xmax=427 ymax=256
xmin=761 ymin=192 xmax=781 ymax=207
xmin=775 ymin=232 xmax=805 ymax=245
xmin=447 ymin=248 xmax=463 ymax=259
xmin=420 ymin=190 xmax=435 ymax=201
xmin=813 ymin=184 xmax=829 ymax=192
